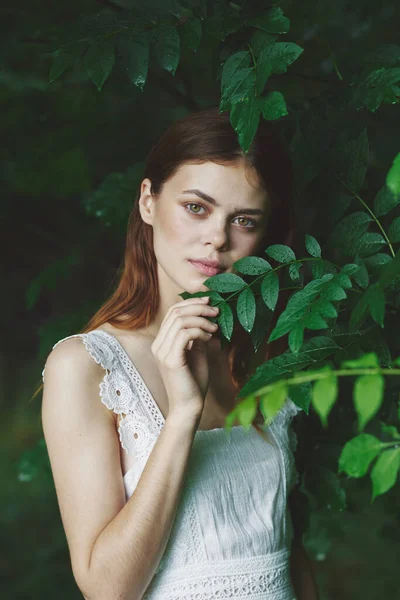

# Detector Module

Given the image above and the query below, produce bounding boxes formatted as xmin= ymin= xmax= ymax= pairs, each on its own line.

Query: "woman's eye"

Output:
xmin=186 ymin=203 xmax=204 ymax=215
xmin=235 ymin=216 xmax=255 ymax=227
xmin=184 ymin=203 xmax=257 ymax=229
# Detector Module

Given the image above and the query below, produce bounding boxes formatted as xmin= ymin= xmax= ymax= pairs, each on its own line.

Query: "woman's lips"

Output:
xmin=188 ymin=260 xmax=223 ymax=276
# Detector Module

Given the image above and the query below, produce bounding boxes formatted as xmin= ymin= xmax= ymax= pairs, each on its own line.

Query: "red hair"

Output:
xmin=34 ymin=107 xmax=298 ymax=441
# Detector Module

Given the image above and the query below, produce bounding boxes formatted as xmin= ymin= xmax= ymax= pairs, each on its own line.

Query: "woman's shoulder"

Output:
xmin=43 ymin=334 xmax=107 ymax=385
xmin=42 ymin=333 xmax=119 ymax=426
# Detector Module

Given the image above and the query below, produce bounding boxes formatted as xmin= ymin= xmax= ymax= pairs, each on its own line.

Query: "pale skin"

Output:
xmin=41 ymin=158 xmax=318 ymax=599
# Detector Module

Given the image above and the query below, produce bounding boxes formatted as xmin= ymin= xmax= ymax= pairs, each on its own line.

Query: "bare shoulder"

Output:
xmin=43 ymin=336 xmax=117 ymax=425
xmin=45 ymin=336 xmax=101 ymax=372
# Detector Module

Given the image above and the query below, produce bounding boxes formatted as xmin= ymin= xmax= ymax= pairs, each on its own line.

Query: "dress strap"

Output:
xmin=269 ymin=398 xmax=302 ymax=493
xmin=41 ymin=331 xmax=160 ymax=463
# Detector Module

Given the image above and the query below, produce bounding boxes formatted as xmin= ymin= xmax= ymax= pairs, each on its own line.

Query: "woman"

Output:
xmin=41 ymin=107 xmax=319 ymax=600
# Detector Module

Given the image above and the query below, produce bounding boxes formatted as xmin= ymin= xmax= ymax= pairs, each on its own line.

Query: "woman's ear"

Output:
xmin=138 ymin=178 xmax=155 ymax=226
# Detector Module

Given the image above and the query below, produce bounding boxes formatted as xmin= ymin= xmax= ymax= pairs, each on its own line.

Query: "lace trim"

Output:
xmin=96 ymin=331 xmax=165 ymax=429
xmin=143 ymin=551 xmax=295 ymax=600
xmin=270 ymin=398 xmax=301 ymax=493
xmin=41 ymin=331 xmax=160 ymax=462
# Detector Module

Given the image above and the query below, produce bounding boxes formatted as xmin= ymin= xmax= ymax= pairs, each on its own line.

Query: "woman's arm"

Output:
xmin=289 ymin=539 xmax=320 ymax=600
xmin=42 ymin=339 xmax=202 ymax=600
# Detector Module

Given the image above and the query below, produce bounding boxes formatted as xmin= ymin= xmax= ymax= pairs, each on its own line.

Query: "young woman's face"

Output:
xmin=139 ymin=159 xmax=270 ymax=296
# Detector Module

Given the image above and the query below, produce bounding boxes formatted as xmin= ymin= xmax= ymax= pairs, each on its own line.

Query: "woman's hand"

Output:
xmin=151 ymin=296 xmax=219 ymax=421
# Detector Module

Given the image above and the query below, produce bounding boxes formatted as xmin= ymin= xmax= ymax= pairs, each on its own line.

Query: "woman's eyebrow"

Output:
xmin=181 ymin=189 xmax=266 ymax=215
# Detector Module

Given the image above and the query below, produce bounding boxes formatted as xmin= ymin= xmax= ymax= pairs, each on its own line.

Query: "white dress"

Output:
xmin=42 ymin=329 xmax=301 ymax=600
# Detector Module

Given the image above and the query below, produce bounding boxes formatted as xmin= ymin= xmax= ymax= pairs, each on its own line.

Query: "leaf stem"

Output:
xmin=251 ymin=366 xmax=400 ymax=398
xmin=325 ymin=38 xmax=343 ymax=81
xmin=335 ymin=175 xmax=395 ymax=258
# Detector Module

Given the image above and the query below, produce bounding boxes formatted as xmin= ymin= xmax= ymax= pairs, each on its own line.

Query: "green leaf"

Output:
xmin=368 ymin=285 xmax=385 ymax=327
xmin=265 ymin=244 xmax=296 ymax=264
xmin=84 ymin=38 xmax=115 ymax=91
xmin=261 ymin=270 xmax=279 ymax=310
xmin=83 ymin=164 xmax=143 ymax=229
xmin=311 ymin=259 xmax=337 ymax=279
xmin=54 ymin=12 xmax=126 ymax=48
xmin=233 ymin=256 xmax=272 ymax=276
xmin=329 ymin=211 xmax=373 ymax=256
xmin=258 ymin=41 xmax=303 ymax=75
xmin=352 ymin=260 xmax=369 ymax=289
xmin=255 ymin=61 xmax=272 ymax=95
xmin=342 ymin=263 xmax=362 ymax=276
xmin=337 ymin=128 xmax=369 ymax=192
xmin=238 ymin=336 xmax=339 ymax=398
xmin=388 ymin=216 xmax=400 ymax=243
xmin=49 ymin=43 xmax=87 ymax=82
xmin=320 ymin=283 xmax=347 ymax=301
xmin=255 ymin=42 xmax=303 ymax=94
xmin=371 ymin=448 xmax=400 ymax=501
xmin=250 ymin=30 xmax=279 ymax=57
xmin=236 ymin=395 xmax=258 ymax=429
xmin=268 ymin=280 xmax=324 ymax=341
xmin=378 ymin=250 xmax=400 ymax=287
xmin=373 ymin=184 xmax=400 ymax=217
xmin=288 ymin=324 xmax=304 ymax=354
xmin=353 ymin=67 xmax=400 ymax=112
xmin=312 ymin=369 xmax=338 ymax=427
xmin=245 ymin=7 xmax=290 ymax=34
xmin=179 ymin=16 xmax=202 ymax=52
xmin=312 ymin=298 xmax=338 ymax=319
xmin=359 ymin=329 xmax=392 ymax=368
xmin=221 ymin=51 xmax=251 ymax=91
xmin=338 ymin=433 xmax=384 ymax=477
xmin=117 ymin=29 xmax=149 ymax=90
xmin=152 ymin=22 xmax=180 ymax=75
xmin=342 ymin=351 xmax=379 ymax=369
xmin=288 ymin=262 xmax=301 ymax=281
xmin=250 ymin=294 xmax=273 ymax=352
xmin=335 ymin=272 xmax=352 ymax=289
xmin=289 ymin=383 xmax=311 ymax=415
xmin=354 ymin=373 xmax=385 ymax=431
xmin=305 ymin=234 xmax=321 ymax=258
xmin=230 ymin=95 xmax=261 ymax=153
xmin=237 ymin=287 xmax=256 ymax=333
xmin=203 ymin=272 xmax=246 ymax=293
xmin=259 ymin=91 xmax=288 ymax=121
xmin=355 ymin=232 xmax=387 ymax=257
xmin=364 ymin=253 xmax=393 ymax=271
xmin=380 ymin=423 xmax=400 ymax=439
xmin=219 ymin=68 xmax=255 ymax=111
xmin=303 ymin=313 xmax=328 ymax=330
xmin=217 ymin=300 xmax=234 ymax=341
xmin=260 ymin=381 xmax=288 ymax=422
xmin=386 ymin=152 xmax=400 ymax=196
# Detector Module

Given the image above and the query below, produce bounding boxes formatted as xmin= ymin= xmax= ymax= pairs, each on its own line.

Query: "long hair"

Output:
xmin=34 ymin=107 xmax=298 ymax=441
